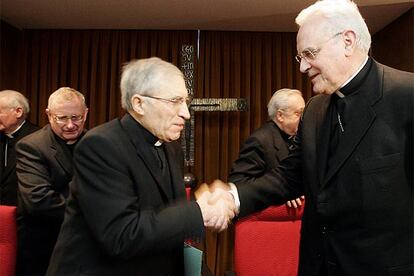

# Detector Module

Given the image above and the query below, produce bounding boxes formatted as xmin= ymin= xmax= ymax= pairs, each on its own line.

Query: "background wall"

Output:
xmin=0 ymin=21 xmax=22 ymax=90
xmin=0 ymin=7 xmax=412 ymax=275
xmin=372 ymin=8 xmax=413 ymax=72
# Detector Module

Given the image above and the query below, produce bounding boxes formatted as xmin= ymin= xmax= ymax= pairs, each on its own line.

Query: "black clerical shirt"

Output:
xmin=136 ymin=122 xmax=173 ymax=197
xmin=326 ymin=58 xmax=373 ymax=173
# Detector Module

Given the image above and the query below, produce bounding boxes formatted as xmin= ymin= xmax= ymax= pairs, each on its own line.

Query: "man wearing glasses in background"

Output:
xmin=46 ymin=57 xmax=234 ymax=275
xmin=15 ymin=87 xmax=88 ymax=276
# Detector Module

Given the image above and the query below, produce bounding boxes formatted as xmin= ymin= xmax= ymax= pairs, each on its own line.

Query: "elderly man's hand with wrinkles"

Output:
xmin=195 ymin=181 xmax=236 ymax=232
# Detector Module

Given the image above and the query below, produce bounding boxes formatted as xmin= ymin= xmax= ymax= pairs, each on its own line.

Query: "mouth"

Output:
xmin=175 ymin=123 xmax=185 ymax=129
xmin=64 ymin=130 xmax=78 ymax=135
xmin=309 ymin=73 xmax=319 ymax=82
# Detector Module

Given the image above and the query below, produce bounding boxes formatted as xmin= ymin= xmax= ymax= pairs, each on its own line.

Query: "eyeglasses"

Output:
xmin=141 ymin=95 xmax=192 ymax=106
xmin=295 ymin=32 xmax=342 ymax=64
xmin=279 ymin=109 xmax=303 ymax=118
xmin=52 ymin=114 xmax=85 ymax=124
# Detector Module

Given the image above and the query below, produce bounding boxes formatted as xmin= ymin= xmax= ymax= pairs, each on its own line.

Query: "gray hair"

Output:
xmin=0 ymin=90 xmax=30 ymax=116
xmin=120 ymin=57 xmax=184 ymax=111
xmin=48 ymin=87 xmax=87 ymax=110
xmin=296 ymin=0 xmax=371 ymax=54
xmin=268 ymin=89 xmax=303 ymax=119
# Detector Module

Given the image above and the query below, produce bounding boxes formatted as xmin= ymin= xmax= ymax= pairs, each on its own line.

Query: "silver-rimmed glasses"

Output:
xmin=52 ymin=114 xmax=85 ymax=124
xmin=295 ymin=32 xmax=343 ymax=64
xmin=141 ymin=95 xmax=192 ymax=106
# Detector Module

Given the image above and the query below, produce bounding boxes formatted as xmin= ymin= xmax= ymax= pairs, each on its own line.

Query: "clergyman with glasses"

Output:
xmin=46 ymin=57 xmax=235 ymax=275
xmin=202 ymin=0 xmax=413 ymax=275
xmin=15 ymin=87 xmax=88 ymax=276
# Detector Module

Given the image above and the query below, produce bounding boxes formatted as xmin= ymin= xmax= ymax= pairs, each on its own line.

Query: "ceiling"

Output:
xmin=1 ymin=0 xmax=413 ymax=34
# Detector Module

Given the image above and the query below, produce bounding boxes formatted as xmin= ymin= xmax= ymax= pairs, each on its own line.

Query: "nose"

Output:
xmin=299 ymin=58 xmax=311 ymax=73
xmin=65 ymin=119 xmax=76 ymax=129
xmin=179 ymin=102 xmax=191 ymax=120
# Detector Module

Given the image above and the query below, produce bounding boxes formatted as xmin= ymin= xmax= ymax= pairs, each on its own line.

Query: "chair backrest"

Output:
xmin=0 ymin=205 xmax=17 ymax=276
xmin=234 ymin=203 xmax=304 ymax=276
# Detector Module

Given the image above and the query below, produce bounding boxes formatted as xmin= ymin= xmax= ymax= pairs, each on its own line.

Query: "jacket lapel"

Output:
xmin=48 ymin=126 xmax=73 ymax=175
xmin=165 ymin=142 xmax=185 ymax=199
xmin=323 ymin=97 xmax=376 ymax=185
xmin=271 ymin=124 xmax=289 ymax=162
xmin=311 ymin=96 xmax=331 ymax=187
xmin=120 ymin=115 xmax=172 ymax=201
xmin=322 ymin=62 xmax=382 ymax=186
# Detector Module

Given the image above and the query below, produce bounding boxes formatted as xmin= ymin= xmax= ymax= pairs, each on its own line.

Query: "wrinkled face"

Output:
xmin=136 ymin=73 xmax=190 ymax=142
xmin=47 ymin=97 xmax=88 ymax=143
xmin=296 ymin=18 xmax=348 ymax=95
xmin=277 ymin=94 xmax=305 ymax=136
xmin=0 ymin=98 xmax=23 ymax=134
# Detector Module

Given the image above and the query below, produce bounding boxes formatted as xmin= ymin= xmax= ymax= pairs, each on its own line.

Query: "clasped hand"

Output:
xmin=195 ymin=180 xmax=237 ymax=232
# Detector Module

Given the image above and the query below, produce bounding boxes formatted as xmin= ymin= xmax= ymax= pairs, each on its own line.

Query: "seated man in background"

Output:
xmin=16 ymin=87 xmax=88 ymax=276
xmin=229 ymin=88 xmax=305 ymax=208
xmin=0 ymin=90 xmax=39 ymax=206
xmin=46 ymin=57 xmax=234 ymax=276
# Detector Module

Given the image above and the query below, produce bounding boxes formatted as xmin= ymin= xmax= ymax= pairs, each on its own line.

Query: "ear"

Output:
xmin=343 ymin=30 xmax=357 ymax=56
xmin=83 ymin=108 xmax=89 ymax=119
xmin=131 ymin=95 xmax=144 ymax=115
xmin=276 ymin=110 xmax=284 ymax=123
xmin=45 ymin=108 xmax=53 ymax=123
xmin=14 ymin=106 xmax=24 ymax=119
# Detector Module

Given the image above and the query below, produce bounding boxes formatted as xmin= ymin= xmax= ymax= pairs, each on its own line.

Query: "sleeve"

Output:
xmin=73 ymin=133 xmax=204 ymax=259
xmin=235 ymin=121 xmax=304 ymax=217
xmin=16 ymin=139 xmax=66 ymax=219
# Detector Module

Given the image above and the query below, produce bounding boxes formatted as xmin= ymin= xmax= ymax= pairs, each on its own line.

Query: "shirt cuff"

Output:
xmin=228 ymin=182 xmax=240 ymax=214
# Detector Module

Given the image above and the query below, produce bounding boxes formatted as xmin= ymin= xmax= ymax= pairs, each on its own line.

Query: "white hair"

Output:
xmin=120 ymin=57 xmax=184 ymax=111
xmin=48 ymin=87 xmax=87 ymax=110
xmin=267 ymin=88 xmax=303 ymax=119
xmin=296 ymin=0 xmax=371 ymax=54
xmin=0 ymin=90 xmax=30 ymax=115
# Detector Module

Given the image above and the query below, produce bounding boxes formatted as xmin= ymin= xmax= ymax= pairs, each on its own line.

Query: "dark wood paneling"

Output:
xmin=372 ymin=8 xmax=413 ymax=72
xmin=0 ymin=20 xmax=23 ymax=91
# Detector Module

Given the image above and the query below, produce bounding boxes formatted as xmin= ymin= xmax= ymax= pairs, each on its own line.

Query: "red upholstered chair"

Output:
xmin=234 ymin=203 xmax=304 ymax=276
xmin=0 ymin=205 xmax=17 ymax=276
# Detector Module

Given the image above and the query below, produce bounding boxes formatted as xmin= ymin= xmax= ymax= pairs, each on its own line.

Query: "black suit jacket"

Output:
xmin=229 ymin=120 xmax=289 ymax=184
xmin=16 ymin=124 xmax=77 ymax=274
xmin=236 ymin=60 xmax=414 ymax=276
xmin=47 ymin=114 xmax=204 ymax=276
xmin=0 ymin=121 xmax=39 ymax=205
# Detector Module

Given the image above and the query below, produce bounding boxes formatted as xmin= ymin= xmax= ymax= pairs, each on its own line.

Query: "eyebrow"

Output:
xmin=301 ymin=47 xmax=318 ymax=53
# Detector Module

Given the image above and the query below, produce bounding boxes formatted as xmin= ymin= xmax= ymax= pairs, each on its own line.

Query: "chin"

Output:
xmin=63 ymin=134 xmax=80 ymax=141
xmin=168 ymin=133 xmax=181 ymax=142
xmin=313 ymin=85 xmax=332 ymax=95
xmin=312 ymin=87 xmax=323 ymax=94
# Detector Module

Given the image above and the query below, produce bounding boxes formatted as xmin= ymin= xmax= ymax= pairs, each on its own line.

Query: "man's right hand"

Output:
xmin=195 ymin=180 xmax=236 ymax=232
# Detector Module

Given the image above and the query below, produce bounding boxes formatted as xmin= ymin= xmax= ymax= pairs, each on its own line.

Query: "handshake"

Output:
xmin=195 ymin=180 xmax=238 ymax=232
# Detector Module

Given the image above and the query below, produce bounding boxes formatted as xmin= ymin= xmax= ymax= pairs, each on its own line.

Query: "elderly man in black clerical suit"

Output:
xmin=0 ymin=90 xmax=39 ymax=206
xmin=46 ymin=57 xmax=235 ymax=276
xmin=205 ymin=1 xmax=413 ymax=275
xmin=229 ymin=88 xmax=305 ymax=208
xmin=16 ymin=87 xmax=88 ymax=276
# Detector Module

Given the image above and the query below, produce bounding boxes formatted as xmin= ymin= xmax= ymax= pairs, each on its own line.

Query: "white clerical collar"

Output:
xmin=338 ymin=56 xmax=369 ymax=95
xmin=154 ymin=140 xmax=163 ymax=147
xmin=6 ymin=120 xmax=26 ymax=138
